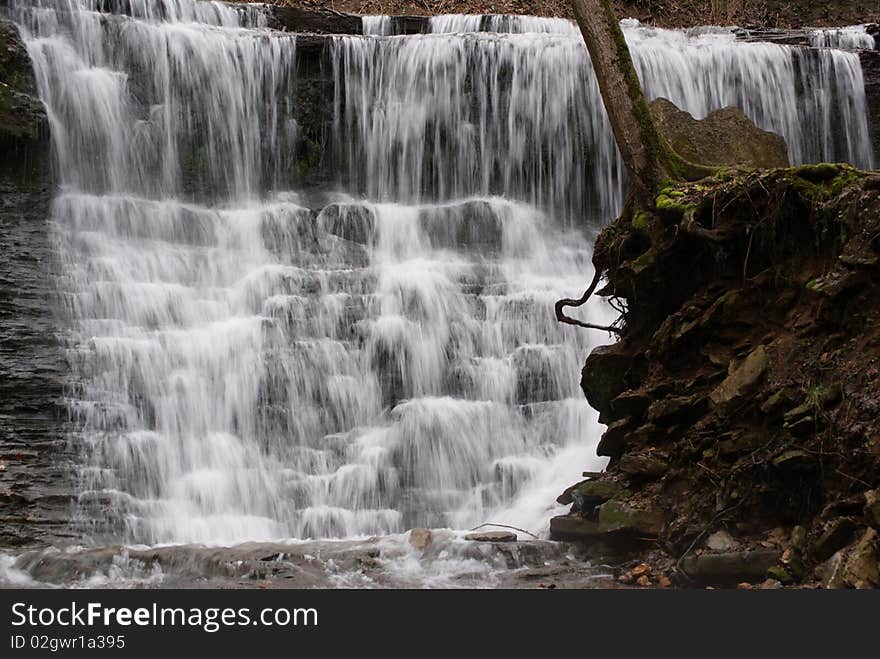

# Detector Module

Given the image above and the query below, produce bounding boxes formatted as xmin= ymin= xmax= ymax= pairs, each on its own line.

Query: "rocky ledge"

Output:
xmin=554 ymin=162 xmax=880 ymax=588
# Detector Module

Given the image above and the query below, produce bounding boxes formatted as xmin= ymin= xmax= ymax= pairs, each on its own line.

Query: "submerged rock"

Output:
xmin=409 ymin=528 xmax=433 ymax=551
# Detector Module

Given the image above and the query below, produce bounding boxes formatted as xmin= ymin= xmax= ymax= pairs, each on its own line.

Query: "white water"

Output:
xmin=7 ymin=2 xmax=876 ymax=548
xmin=336 ymin=16 xmax=872 ymax=220
xmin=808 ymin=25 xmax=875 ymax=50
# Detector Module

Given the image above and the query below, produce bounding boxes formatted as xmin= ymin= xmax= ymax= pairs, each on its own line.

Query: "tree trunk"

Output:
xmin=570 ymin=0 xmax=683 ymax=194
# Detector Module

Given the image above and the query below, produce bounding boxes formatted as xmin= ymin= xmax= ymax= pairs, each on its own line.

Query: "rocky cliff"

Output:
xmin=0 ymin=21 xmax=72 ymax=549
xmin=554 ymin=163 xmax=880 ymax=588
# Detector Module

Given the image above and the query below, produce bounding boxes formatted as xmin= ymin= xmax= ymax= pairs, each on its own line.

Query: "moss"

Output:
xmin=766 ymin=565 xmax=794 ymax=584
xmin=790 ymin=164 xmax=862 ymax=202
xmin=632 ymin=209 xmax=653 ymax=231
xmin=655 ymin=192 xmax=696 ymax=218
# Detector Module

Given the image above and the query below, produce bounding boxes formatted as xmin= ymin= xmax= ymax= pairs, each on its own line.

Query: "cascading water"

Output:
xmin=5 ymin=2 xmax=876 ymax=553
xmin=808 ymin=25 xmax=875 ymax=50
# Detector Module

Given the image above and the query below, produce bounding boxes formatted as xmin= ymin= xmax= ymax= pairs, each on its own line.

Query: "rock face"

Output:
xmin=565 ymin=164 xmax=880 ymax=586
xmin=0 ymin=21 xmax=46 ymax=152
xmin=0 ymin=21 xmax=71 ymax=550
xmin=650 ymin=97 xmax=790 ymax=169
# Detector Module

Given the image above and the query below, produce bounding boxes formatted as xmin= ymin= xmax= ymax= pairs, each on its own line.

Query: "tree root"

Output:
xmin=554 ymin=269 xmax=623 ymax=334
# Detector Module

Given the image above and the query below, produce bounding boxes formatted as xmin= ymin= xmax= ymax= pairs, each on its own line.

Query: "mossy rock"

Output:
xmin=597 ymin=500 xmax=662 ymax=536
xmin=650 ymin=97 xmax=789 ymax=170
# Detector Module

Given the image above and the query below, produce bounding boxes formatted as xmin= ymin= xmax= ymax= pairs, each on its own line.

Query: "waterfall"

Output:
xmin=335 ymin=16 xmax=872 ymax=221
xmin=7 ymin=1 xmax=876 ymax=546
xmin=808 ymin=25 xmax=875 ymax=50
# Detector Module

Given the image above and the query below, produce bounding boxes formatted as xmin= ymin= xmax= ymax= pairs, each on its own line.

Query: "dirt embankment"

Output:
xmin=553 ymin=162 xmax=880 ymax=588
xmin=266 ymin=0 xmax=879 ymax=29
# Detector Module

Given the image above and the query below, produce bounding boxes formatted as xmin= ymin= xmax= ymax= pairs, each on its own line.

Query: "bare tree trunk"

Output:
xmin=570 ymin=0 xmax=693 ymax=194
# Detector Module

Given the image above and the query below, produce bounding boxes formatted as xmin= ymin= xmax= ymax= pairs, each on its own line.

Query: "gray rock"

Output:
xmin=549 ymin=515 xmax=601 ymax=542
xmin=710 ymin=345 xmax=769 ymax=407
xmin=568 ymin=479 xmax=622 ymax=510
xmin=681 ymin=549 xmax=780 ymax=585
xmin=705 ymin=530 xmax=739 ymax=552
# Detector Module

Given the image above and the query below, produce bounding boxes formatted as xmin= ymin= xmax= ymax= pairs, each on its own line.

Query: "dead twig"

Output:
xmin=554 ymin=269 xmax=623 ymax=334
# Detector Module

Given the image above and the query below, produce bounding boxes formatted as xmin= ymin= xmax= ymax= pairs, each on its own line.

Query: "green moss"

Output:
xmin=655 ymin=192 xmax=695 ymax=218
xmin=632 ymin=209 xmax=653 ymax=231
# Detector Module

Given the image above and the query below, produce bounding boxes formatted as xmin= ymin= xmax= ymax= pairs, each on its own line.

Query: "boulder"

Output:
xmin=650 ymin=97 xmax=789 ymax=169
xmin=596 ymin=418 xmax=634 ymax=459
xmin=409 ymin=528 xmax=433 ymax=551
xmin=596 ymin=500 xmax=662 ymax=537
xmin=705 ymin=530 xmax=739 ymax=552
xmin=709 ymin=345 xmax=769 ymax=407
xmin=608 ymin=389 xmax=652 ymax=422
xmin=567 ymin=479 xmax=622 ymax=510
xmin=680 ymin=549 xmax=781 ymax=585
xmin=581 ymin=345 xmax=643 ymax=416
xmin=549 ymin=515 xmax=601 ymax=542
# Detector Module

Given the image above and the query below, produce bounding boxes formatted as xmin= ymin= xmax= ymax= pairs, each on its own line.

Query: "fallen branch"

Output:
xmin=554 ymin=269 xmax=623 ymax=334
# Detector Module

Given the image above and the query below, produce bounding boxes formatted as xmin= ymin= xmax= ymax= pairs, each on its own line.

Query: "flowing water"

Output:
xmin=1 ymin=1 xmax=876 ymax=586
